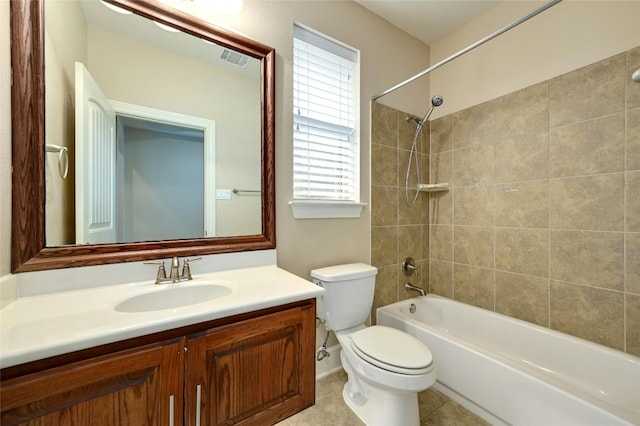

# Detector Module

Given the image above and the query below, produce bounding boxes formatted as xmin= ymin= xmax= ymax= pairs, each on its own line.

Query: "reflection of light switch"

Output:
xmin=216 ymin=189 xmax=232 ymax=200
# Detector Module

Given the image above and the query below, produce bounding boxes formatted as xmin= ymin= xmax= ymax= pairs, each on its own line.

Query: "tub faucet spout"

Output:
xmin=405 ymin=282 xmax=426 ymax=297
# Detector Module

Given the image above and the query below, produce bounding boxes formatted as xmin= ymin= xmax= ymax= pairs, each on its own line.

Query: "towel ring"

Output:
xmin=46 ymin=144 xmax=69 ymax=180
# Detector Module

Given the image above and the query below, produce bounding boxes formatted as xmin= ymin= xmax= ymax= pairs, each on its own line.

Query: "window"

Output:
xmin=291 ymin=25 xmax=364 ymax=218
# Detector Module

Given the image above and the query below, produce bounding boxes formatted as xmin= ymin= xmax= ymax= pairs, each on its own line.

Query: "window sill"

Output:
xmin=289 ymin=200 xmax=366 ymax=219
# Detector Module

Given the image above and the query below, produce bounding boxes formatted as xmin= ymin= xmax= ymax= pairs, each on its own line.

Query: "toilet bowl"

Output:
xmin=312 ymin=263 xmax=436 ymax=425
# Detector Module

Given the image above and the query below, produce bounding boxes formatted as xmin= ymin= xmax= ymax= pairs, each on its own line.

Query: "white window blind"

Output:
xmin=293 ymin=25 xmax=358 ymax=201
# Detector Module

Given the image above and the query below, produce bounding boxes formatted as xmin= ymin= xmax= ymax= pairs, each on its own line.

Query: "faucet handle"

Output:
xmin=144 ymin=261 xmax=167 ymax=284
xmin=181 ymin=257 xmax=202 ymax=280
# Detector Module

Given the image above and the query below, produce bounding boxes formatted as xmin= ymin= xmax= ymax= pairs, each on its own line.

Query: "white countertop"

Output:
xmin=0 ymin=265 xmax=324 ymax=369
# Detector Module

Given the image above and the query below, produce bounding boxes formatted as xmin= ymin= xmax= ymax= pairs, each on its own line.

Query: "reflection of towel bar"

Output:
xmin=232 ymin=188 xmax=261 ymax=194
xmin=46 ymin=144 xmax=69 ymax=179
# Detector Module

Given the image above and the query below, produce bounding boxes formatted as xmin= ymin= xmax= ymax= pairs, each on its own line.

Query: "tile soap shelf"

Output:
xmin=418 ymin=183 xmax=449 ymax=192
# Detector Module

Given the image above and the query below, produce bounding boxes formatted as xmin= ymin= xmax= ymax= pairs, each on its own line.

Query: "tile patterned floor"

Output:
xmin=277 ymin=370 xmax=489 ymax=426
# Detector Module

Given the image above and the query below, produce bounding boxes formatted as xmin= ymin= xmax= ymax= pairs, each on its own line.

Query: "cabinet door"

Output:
xmin=1 ymin=339 xmax=184 ymax=426
xmin=186 ymin=302 xmax=315 ymax=426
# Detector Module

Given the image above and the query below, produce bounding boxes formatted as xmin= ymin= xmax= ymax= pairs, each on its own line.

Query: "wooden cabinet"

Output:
xmin=0 ymin=339 xmax=184 ymax=426
xmin=185 ymin=304 xmax=315 ymax=425
xmin=1 ymin=300 xmax=316 ymax=426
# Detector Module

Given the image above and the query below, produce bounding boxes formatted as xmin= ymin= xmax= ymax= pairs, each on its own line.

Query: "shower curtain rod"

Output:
xmin=372 ymin=0 xmax=563 ymax=101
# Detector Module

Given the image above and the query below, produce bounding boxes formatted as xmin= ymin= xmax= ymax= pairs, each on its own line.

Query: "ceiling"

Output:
xmin=354 ymin=0 xmax=500 ymax=45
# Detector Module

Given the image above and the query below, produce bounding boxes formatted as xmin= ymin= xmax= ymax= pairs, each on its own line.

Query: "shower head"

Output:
xmin=407 ymin=96 xmax=445 ymax=128
xmin=419 ymin=95 xmax=444 ymax=124
xmin=633 ymin=68 xmax=640 ymax=83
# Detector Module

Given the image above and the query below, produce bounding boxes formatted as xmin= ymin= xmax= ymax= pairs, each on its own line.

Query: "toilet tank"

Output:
xmin=311 ymin=263 xmax=378 ymax=331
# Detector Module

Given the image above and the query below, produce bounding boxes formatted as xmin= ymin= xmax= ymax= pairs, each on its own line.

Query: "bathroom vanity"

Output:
xmin=0 ymin=265 xmax=322 ymax=425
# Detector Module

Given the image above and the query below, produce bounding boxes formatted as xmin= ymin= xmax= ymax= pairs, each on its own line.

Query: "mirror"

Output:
xmin=11 ymin=0 xmax=276 ymax=272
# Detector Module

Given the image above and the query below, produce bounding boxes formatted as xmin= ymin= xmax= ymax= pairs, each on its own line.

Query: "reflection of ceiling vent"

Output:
xmin=220 ymin=49 xmax=250 ymax=69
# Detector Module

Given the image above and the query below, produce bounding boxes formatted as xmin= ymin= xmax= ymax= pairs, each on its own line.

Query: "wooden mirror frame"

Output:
xmin=11 ymin=0 xmax=275 ymax=273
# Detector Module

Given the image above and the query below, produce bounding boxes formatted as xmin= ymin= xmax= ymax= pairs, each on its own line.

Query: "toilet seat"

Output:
xmin=350 ymin=326 xmax=433 ymax=375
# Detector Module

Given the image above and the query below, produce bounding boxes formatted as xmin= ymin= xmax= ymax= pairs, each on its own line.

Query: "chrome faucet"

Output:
xmin=405 ymin=282 xmax=426 ymax=297
xmin=145 ymin=256 xmax=202 ymax=284
xmin=169 ymin=256 xmax=180 ymax=282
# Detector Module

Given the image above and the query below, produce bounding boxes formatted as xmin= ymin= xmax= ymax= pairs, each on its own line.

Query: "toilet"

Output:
xmin=311 ymin=263 xmax=435 ymax=426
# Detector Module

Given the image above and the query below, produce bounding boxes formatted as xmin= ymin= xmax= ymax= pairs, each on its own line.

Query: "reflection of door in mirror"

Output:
xmin=113 ymin=104 xmax=216 ymax=243
xmin=44 ymin=0 xmax=263 ymax=248
xmin=75 ymin=62 xmax=117 ymax=245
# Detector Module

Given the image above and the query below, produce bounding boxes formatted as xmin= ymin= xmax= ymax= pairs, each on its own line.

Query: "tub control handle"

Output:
xmin=402 ymin=257 xmax=417 ymax=277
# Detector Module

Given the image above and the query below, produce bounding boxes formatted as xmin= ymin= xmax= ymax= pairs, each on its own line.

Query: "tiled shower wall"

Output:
xmin=370 ymin=102 xmax=430 ymax=321
xmin=428 ymin=46 xmax=640 ymax=356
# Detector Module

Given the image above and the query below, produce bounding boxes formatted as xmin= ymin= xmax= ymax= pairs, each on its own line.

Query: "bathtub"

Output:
xmin=377 ymin=295 xmax=640 ymax=426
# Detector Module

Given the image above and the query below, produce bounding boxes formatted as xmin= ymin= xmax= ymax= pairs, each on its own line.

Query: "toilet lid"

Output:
xmin=350 ymin=326 xmax=433 ymax=375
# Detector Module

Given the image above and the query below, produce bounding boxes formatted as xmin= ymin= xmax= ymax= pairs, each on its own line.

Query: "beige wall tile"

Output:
xmin=454 ymin=226 xmax=494 ymax=268
xmin=421 ymin=224 xmax=430 ymax=262
xmin=421 ymin=153 xmax=431 ymax=185
xmin=454 ymin=186 xmax=494 ymax=226
xmin=371 ymin=265 xmax=398 ymax=325
xmin=398 ymin=189 xmax=428 ymax=225
xmin=372 ymin=143 xmax=398 ymax=187
xmin=550 ymin=230 xmax=624 ymax=291
xmin=430 ymin=115 xmax=452 ymax=154
xmin=371 ymin=102 xmax=398 ymax=147
xmin=371 ymin=226 xmax=398 ymax=268
xmin=549 ymin=53 xmax=625 ymax=127
xmin=429 ymin=191 xmax=453 ymax=225
xmin=451 ymin=101 xmax=496 ymax=149
xmin=430 ymin=225 xmax=453 ymax=262
xmin=627 ymin=171 xmax=640 ymax=232
xmin=371 ymin=185 xmax=398 ymax=226
xmin=398 ymin=225 xmax=422 ymax=263
xmin=495 ymin=131 xmax=549 ymax=184
xmin=550 ymin=281 xmax=624 ymax=351
xmin=453 ymin=264 xmax=494 ymax=310
xmin=495 ymin=271 xmax=549 ymax=327
xmin=628 ymin=108 xmax=640 ymax=171
xmin=627 ymin=233 xmax=640 ymax=294
xmin=495 ymin=228 xmax=549 ymax=278
xmin=549 ymin=174 xmax=624 ymax=232
xmin=429 ymin=150 xmax=453 ymax=187
xmin=626 ymin=294 xmax=640 ymax=357
xmin=550 ymin=113 xmax=625 ymax=178
xmin=453 ymin=144 xmax=495 ymax=187
xmin=429 ymin=260 xmax=453 ymax=298
xmin=493 ymin=82 xmax=549 ymax=138
xmin=495 ymin=181 xmax=549 ymax=228
xmin=628 ymin=46 xmax=640 ymax=110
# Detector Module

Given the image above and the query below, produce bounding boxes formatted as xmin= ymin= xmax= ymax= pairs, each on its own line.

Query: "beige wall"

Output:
xmin=0 ymin=1 xmax=428 ymax=281
xmin=429 ymin=1 xmax=640 ymax=118
xmin=156 ymin=0 xmax=430 ymax=279
xmin=44 ymin=0 xmax=86 ymax=245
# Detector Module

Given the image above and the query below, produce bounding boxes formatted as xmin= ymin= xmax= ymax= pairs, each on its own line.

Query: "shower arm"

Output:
xmin=372 ymin=0 xmax=563 ymax=101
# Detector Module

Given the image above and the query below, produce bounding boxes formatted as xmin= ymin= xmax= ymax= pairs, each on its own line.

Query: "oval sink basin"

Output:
xmin=115 ymin=284 xmax=231 ymax=313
